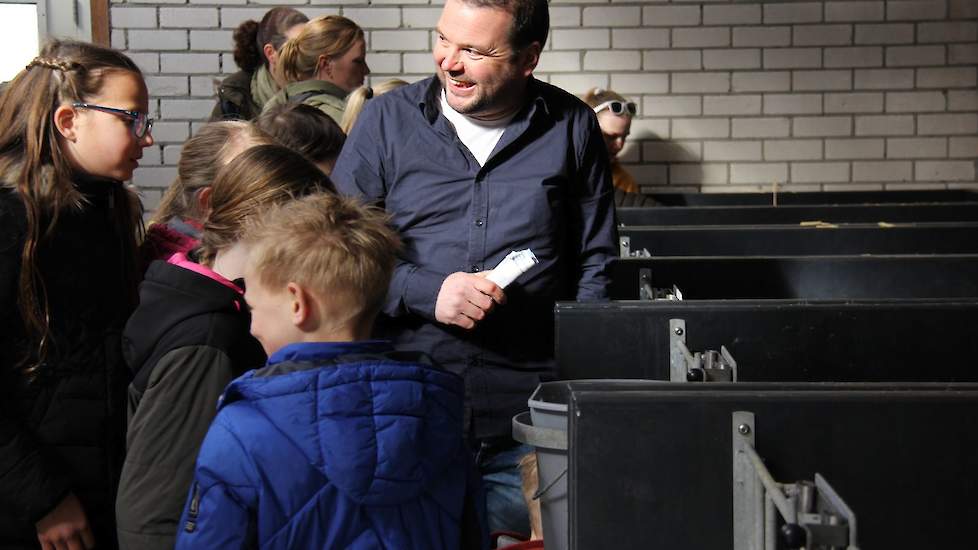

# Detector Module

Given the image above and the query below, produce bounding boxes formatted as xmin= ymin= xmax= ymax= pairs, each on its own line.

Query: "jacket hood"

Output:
xmin=219 ymin=341 xmax=466 ymax=508
xmin=123 ymin=259 xmax=246 ymax=375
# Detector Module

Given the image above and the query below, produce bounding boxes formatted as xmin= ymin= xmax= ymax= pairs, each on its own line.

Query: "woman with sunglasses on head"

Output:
xmin=582 ymin=87 xmax=657 ymax=207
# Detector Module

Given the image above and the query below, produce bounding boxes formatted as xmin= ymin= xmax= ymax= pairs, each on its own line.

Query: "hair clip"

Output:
xmin=365 ymin=86 xmax=374 ymax=100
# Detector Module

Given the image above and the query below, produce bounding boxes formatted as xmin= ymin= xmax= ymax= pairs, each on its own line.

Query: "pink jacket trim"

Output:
xmin=168 ymin=252 xmax=244 ymax=296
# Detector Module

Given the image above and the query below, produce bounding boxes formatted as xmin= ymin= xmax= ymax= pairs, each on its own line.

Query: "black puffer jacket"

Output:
xmin=0 ymin=181 xmax=136 ymax=548
xmin=208 ymin=69 xmax=260 ymax=121
xmin=117 ymin=258 xmax=266 ymax=550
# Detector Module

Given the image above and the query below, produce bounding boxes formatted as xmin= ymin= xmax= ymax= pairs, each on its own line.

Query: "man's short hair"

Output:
xmin=243 ymin=193 xmax=401 ymax=326
xmin=461 ymin=0 xmax=549 ymax=50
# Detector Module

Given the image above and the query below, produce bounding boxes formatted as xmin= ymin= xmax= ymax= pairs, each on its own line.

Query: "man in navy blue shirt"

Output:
xmin=332 ymin=0 xmax=617 ymax=535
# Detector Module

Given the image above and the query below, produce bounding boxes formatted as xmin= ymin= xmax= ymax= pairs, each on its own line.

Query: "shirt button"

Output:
xmin=474 ymin=219 xmax=484 ymax=227
xmin=471 ymin=264 xmax=479 ymax=272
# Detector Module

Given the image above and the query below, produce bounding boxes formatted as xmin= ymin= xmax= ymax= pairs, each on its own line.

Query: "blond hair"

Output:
xmin=197 ymin=144 xmax=334 ymax=265
xmin=242 ymin=193 xmax=401 ymax=329
xmin=580 ymin=87 xmax=628 ymax=109
xmin=276 ymin=15 xmax=364 ymax=84
xmin=340 ymin=79 xmax=408 ymax=134
xmin=151 ymin=121 xmax=274 ymax=225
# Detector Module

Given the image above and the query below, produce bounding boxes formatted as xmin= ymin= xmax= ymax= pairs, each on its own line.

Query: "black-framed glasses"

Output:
xmin=593 ymin=100 xmax=637 ymax=117
xmin=72 ymin=103 xmax=154 ymax=138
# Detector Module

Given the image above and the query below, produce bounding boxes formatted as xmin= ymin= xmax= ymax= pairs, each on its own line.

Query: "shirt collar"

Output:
xmin=267 ymin=340 xmax=394 ymax=366
xmin=418 ymin=75 xmax=551 ymax=125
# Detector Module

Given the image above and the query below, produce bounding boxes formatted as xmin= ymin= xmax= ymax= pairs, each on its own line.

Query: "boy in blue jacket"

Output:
xmin=174 ymin=193 xmax=488 ymax=550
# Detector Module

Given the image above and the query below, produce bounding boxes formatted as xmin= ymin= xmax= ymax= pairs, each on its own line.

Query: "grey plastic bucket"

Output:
xmin=512 ymin=383 xmax=569 ymax=550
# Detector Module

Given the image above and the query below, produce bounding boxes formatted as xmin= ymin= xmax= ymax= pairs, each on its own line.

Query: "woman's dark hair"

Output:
xmin=462 ymin=0 xmax=549 ymax=50
xmin=256 ymin=103 xmax=346 ymax=167
xmin=232 ymin=7 xmax=309 ymax=72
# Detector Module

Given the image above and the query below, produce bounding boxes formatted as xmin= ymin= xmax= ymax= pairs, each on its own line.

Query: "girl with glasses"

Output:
xmin=0 ymin=39 xmax=152 ymax=550
xmin=582 ymin=87 xmax=657 ymax=207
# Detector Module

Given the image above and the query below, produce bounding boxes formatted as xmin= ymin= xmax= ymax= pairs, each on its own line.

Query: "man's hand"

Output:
xmin=36 ymin=493 xmax=95 ymax=550
xmin=435 ymin=272 xmax=506 ymax=329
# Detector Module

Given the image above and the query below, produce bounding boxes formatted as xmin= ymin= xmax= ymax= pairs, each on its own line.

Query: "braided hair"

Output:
xmin=0 ymin=39 xmax=144 ymax=378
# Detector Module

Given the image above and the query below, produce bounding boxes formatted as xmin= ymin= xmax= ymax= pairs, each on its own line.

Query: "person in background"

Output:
xmin=257 ymin=102 xmax=346 ymax=175
xmin=263 ymin=15 xmax=369 ymax=125
xmin=339 ymin=78 xmax=408 ymax=134
xmin=116 ymin=145 xmax=332 ymax=550
xmin=331 ymin=0 xmax=617 ymax=536
xmin=142 ymin=121 xmax=274 ymax=268
xmin=174 ymin=193 xmax=488 ymax=549
xmin=581 ymin=87 xmax=656 ymax=207
xmin=210 ymin=7 xmax=309 ymax=121
xmin=0 ymin=39 xmax=153 ymax=550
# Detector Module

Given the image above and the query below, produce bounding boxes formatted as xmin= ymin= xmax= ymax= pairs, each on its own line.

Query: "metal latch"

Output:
xmin=732 ymin=411 xmax=859 ymax=550
xmin=640 ymin=269 xmax=683 ymax=301
xmin=669 ymin=319 xmax=736 ymax=382
xmin=620 ymin=236 xmax=651 ymax=258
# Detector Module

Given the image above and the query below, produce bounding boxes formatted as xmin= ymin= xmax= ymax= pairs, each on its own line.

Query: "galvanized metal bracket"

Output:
xmin=639 ymin=268 xmax=653 ymax=300
xmin=732 ymin=412 xmax=859 ymax=550
xmin=669 ymin=319 xmax=737 ymax=382
xmin=732 ymin=411 xmax=758 ymax=550
xmin=619 ymin=235 xmax=631 ymax=257
xmin=669 ymin=319 xmax=687 ymax=382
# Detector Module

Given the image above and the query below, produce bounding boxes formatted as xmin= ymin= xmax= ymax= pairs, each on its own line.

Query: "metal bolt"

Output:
xmin=738 ymin=424 xmax=751 ymax=436
xmin=674 ymin=327 xmax=684 ymax=336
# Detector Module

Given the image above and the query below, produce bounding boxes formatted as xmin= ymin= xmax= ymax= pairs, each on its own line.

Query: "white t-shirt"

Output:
xmin=440 ymin=91 xmax=515 ymax=167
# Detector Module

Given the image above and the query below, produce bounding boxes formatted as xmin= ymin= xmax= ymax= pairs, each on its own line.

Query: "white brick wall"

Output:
xmin=115 ymin=0 xmax=977 ymax=196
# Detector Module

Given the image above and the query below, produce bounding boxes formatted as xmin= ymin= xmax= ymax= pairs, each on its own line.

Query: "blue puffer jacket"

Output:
xmin=174 ymin=341 xmax=487 ymax=550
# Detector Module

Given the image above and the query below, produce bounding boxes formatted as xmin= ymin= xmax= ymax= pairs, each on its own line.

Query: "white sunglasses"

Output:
xmin=593 ymin=100 xmax=637 ymax=117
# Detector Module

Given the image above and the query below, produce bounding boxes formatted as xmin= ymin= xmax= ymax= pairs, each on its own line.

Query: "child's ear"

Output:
xmin=53 ymin=104 xmax=78 ymax=141
xmin=287 ymin=282 xmax=315 ymax=329
xmin=195 ymin=187 xmax=213 ymax=214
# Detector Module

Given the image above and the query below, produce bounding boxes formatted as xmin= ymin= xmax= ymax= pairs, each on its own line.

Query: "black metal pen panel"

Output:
xmin=555 ymin=300 xmax=978 ymax=381
xmin=568 ymin=385 xmax=978 ymax=550
xmin=619 ymin=222 xmax=978 ymax=256
xmin=648 ymin=189 xmax=978 ymax=206
xmin=617 ymin=202 xmax=978 ymax=226
xmin=608 ymin=255 xmax=978 ymax=300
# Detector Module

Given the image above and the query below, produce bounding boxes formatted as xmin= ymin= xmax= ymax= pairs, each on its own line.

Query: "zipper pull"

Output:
xmin=184 ymin=482 xmax=200 ymax=533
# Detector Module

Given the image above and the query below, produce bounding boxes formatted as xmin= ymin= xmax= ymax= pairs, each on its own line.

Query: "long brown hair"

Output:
xmin=256 ymin=103 xmax=345 ymax=167
xmin=197 ymin=144 xmax=336 ymax=266
xmin=276 ymin=15 xmax=364 ymax=84
xmin=150 ymin=121 xmax=274 ymax=226
xmin=0 ymin=39 xmax=145 ymax=376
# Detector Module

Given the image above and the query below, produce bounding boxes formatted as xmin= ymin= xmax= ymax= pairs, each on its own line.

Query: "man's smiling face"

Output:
xmin=433 ymin=0 xmax=537 ymax=121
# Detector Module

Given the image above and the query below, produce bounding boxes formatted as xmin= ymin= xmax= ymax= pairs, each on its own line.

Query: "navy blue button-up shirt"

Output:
xmin=332 ymin=76 xmax=617 ymax=438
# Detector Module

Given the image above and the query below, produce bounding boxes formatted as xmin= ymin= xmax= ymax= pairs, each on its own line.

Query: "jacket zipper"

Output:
xmin=184 ymin=482 xmax=200 ymax=533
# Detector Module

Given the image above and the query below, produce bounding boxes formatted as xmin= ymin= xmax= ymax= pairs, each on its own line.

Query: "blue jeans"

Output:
xmin=475 ymin=440 xmax=532 ymax=535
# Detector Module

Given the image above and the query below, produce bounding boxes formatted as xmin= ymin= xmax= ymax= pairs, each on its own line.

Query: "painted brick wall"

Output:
xmin=111 ymin=0 xmax=978 ymax=202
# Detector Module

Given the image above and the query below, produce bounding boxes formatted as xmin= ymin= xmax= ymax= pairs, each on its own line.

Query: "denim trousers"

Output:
xmin=474 ymin=440 xmax=533 ymax=536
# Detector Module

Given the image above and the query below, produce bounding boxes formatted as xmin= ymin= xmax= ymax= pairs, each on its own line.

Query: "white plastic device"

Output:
xmin=486 ymin=249 xmax=539 ymax=288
